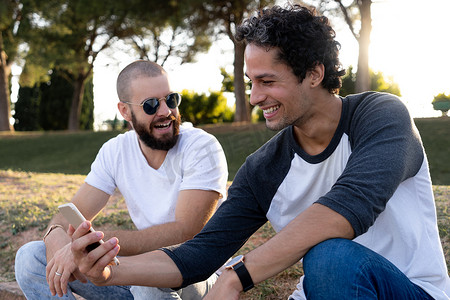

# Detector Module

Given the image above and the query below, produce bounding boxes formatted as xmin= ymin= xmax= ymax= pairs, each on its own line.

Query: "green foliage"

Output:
xmin=0 ymin=0 xmax=32 ymax=64
xmin=179 ymin=90 xmax=233 ymax=125
xmin=221 ymin=67 xmax=252 ymax=93
xmin=221 ymin=68 xmax=235 ymax=93
xmin=103 ymin=115 xmax=129 ymax=131
xmin=212 ymin=125 xmax=277 ymax=179
xmin=433 ymin=93 xmax=450 ymax=103
xmin=432 ymin=93 xmax=450 ymax=117
xmin=38 ymin=70 xmax=72 ymax=130
xmin=14 ymin=69 xmax=94 ymax=131
xmin=339 ymin=66 xmax=401 ymax=97
xmin=13 ymin=85 xmax=41 ymax=131
xmin=80 ymin=75 xmax=94 ymax=130
xmin=21 ymin=0 xmax=142 ymax=129
xmin=122 ymin=0 xmax=214 ymax=66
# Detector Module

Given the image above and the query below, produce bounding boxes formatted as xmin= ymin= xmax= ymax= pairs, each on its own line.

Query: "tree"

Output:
xmin=192 ymin=0 xmax=275 ymax=123
xmin=38 ymin=70 xmax=72 ymax=130
xmin=13 ymin=84 xmax=40 ymax=131
xmin=339 ymin=66 xmax=401 ymax=97
xmin=432 ymin=93 xmax=450 ymax=117
xmin=0 ymin=0 xmax=31 ymax=131
xmin=14 ymin=69 xmax=94 ymax=130
xmin=306 ymin=0 xmax=372 ymax=93
xmin=179 ymin=89 xmax=233 ymax=125
xmin=24 ymin=0 xmax=137 ymax=131
xmin=79 ymin=75 xmax=94 ymax=130
xmin=122 ymin=1 xmax=213 ymax=67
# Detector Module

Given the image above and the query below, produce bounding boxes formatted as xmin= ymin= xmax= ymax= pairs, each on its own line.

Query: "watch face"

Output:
xmin=226 ymin=255 xmax=244 ymax=268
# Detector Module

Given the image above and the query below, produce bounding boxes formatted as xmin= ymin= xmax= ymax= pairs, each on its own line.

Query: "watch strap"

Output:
xmin=233 ymin=261 xmax=254 ymax=292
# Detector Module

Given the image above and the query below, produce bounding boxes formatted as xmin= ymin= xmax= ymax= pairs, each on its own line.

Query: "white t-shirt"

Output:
xmin=85 ymin=124 xmax=228 ymax=230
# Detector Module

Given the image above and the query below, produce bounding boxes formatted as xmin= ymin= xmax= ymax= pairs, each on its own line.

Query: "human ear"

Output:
xmin=118 ymin=102 xmax=132 ymax=122
xmin=309 ymin=64 xmax=325 ymax=88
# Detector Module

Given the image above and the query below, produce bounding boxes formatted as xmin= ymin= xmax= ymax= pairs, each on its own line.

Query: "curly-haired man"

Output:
xmin=69 ymin=4 xmax=449 ymax=299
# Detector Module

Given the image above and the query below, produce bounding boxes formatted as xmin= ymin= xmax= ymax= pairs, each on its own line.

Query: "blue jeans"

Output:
xmin=300 ymin=238 xmax=433 ymax=300
xmin=15 ymin=241 xmax=133 ymax=300
xmin=15 ymin=241 xmax=217 ymax=300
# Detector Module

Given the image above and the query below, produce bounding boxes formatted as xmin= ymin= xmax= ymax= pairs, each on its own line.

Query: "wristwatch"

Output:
xmin=225 ymin=255 xmax=254 ymax=292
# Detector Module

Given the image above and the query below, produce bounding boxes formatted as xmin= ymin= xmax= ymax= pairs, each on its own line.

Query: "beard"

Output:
xmin=131 ymin=111 xmax=181 ymax=151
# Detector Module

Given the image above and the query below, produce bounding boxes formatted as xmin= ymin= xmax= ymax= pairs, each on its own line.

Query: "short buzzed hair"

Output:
xmin=116 ymin=60 xmax=167 ymax=101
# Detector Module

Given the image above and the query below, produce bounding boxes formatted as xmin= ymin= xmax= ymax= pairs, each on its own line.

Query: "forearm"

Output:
xmin=107 ymin=250 xmax=183 ymax=288
xmin=105 ymin=221 xmax=195 ymax=256
xmin=234 ymin=203 xmax=354 ymax=287
xmin=44 ymin=214 xmax=72 ymax=257
xmin=108 ymin=190 xmax=220 ymax=256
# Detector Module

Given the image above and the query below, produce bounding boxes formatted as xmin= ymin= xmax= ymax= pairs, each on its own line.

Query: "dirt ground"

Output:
xmin=1 ymin=170 xmax=449 ymax=299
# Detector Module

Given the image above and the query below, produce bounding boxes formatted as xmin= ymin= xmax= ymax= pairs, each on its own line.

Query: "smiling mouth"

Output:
xmin=263 ymin=105 xmax=280 ymax=114
xmin=154 ymin=121 xmax=172 ymax=129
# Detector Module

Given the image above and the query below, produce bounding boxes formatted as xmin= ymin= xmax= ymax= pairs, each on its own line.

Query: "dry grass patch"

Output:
xmin=1 ymin=170 xmax=449 ymax=298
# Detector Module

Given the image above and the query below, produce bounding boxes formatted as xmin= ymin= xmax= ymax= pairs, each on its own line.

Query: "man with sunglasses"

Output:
xmin=15 ymin=60 xmax=228 ymax=299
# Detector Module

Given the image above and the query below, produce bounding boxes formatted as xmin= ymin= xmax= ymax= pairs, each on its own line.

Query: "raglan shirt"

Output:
xmin=85 ymin=124 xmax=228 ymax=230
xmin=163 ymin=92 xmax=450 ymax=299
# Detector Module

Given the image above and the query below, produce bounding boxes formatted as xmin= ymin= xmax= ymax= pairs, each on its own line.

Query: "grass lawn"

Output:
xmin=0 ymin=118 xmax=449 ymax=297
xmin=0 ymin=170 xmax=449 ymax=299
xmin=0 ymin=117 xmax=448 ymax=183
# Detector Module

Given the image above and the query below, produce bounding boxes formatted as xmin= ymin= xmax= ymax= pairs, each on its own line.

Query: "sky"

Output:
xmin=11 ymin=0 xmax=450 ymax=129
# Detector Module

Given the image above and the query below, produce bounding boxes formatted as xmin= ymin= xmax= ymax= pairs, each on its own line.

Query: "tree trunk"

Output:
xmin=0 ymin=50 xmax=13 ymax=132
xmin=355 ymin=0 xmax=372 ymax=93
xmin=67 ymin=75 xmax=86 ymax=131
xmin=233 ymin=40 xmax=250 ymax=123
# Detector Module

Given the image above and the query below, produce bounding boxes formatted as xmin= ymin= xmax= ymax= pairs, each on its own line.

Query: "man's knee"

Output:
xmin=304 ymin=238 xmax=352 ymax=265
xmin=303 ymin=239 xmax=365 ymax=282
xmin=15 ymin=241 xmax=46 ymax=282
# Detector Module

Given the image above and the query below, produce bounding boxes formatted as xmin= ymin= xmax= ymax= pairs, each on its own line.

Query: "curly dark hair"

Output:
xmin=235 ymin=4 xmax=345 ymax=94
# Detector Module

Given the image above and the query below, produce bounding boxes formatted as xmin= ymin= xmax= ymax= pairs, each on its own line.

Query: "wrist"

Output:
xmin=224 ymin=255 xmax=254 ymax=292
xmin=222 ymin=268 xmax=245 ymax=293
xmin=43 ymin=224 xmax=65 ymax=243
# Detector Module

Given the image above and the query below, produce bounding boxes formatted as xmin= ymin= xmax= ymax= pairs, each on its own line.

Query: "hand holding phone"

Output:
xmin=58 ymin=203 xmax=119 ymax=265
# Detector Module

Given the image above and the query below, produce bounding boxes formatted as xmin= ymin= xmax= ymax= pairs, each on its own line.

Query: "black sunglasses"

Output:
xmin=121 ymin=93 xmax=181 ymax=115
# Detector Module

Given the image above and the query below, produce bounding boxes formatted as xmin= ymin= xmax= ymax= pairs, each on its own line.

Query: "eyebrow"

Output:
xmin=245 ymin=72 xmax=277 ymax=80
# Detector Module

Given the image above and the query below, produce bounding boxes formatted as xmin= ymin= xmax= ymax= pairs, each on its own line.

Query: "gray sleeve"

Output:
xmin=162 ymin=161 xmax=268 ymax=288
xmin=161 ymin=130 xmax=292 ymax=288
xmin=316 ymin=93 xmax=424 ymax=237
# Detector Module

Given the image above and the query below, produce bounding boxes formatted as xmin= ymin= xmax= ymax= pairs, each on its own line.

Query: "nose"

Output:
xmin=155 ymin=98 xmax=172 ymax=117
xmin=249 ymin=85 xmax=266 ymax=106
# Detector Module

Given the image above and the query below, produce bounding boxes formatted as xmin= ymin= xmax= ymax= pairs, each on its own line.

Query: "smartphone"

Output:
xmin=58 ymin=203 xmax=119 ymax=265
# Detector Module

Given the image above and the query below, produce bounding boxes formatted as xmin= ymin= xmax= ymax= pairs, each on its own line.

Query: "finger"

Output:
xmin=71 ymin=221 xmax=93 ymax=240
xmin=92 ymin=245 xmax=120 ymax=283
xmin=52 ymin=269 xmax=64 ymax=297
xmin=48 ymin=273 xmax=57 ymax=296
xmin=72 ymin=231 xmax=106 ymax=273
xmin=45 ymin=259 xmax=54 ymax=283
xmin=46 ymin=265 xmax=57 ymax=296
xmin=67 ymin=224 xmax=75 ymax=237
xmin=59 ymin=268 xmax=72 ymax=296
xmin=89 ymin=238 xmax=120 ymax=275
xmin=71 ymin=230 xmax=104 ymax=259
